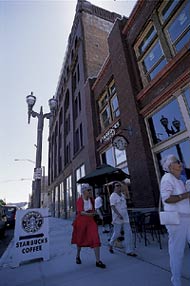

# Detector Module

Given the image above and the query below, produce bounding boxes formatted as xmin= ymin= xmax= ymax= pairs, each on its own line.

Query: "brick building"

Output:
xmin=48 ymin=0 xmax=190 ymax=217
xmin=48 ymin=0 xmax=121 ymax=218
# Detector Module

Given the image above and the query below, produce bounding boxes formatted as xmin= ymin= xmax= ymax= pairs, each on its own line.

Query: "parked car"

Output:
xmin=2 ymin=205 xmax=18 ymax=228
xmin=0 ymin=206 xmax=7 ymax=237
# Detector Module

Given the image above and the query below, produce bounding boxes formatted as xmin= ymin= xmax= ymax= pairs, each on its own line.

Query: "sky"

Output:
xmin=0 ymin=0 xmax=137 ymax=204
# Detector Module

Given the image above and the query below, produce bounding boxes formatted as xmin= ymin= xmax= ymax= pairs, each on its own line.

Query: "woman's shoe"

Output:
xmin=109 ymin=246 xmax=114 ymax=254
xmin=127 ymin=252 xmax=137 ymax=257
xmin=102 ymin=230 xmax=110 ymax=233
xmin=76 ymin=256 xmax=82 ymax=264
xmin=96 ymin=261 xmax=106 ymax=268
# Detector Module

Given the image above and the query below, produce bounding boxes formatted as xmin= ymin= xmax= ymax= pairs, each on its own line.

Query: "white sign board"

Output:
xmin=12 ymin=208 xmax=49 ymax=267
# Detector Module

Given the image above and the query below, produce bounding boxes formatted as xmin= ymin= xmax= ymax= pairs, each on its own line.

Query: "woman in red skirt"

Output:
xmin=71 ymin=183 xmax=106 ymax=268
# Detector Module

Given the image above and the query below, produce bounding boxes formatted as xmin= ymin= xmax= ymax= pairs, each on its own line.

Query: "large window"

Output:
xmin=162 ymin=1 xmax=190 ymax=53
xmin=101 ymin=106 xmax=111 ymax=129
xmin=101 ymin=147 xmax=114 ymax=166
xmin=74 ymin=124 xmax=83 ymax=154
xmin=115 ymin=148 xmax=127 ymax=166
xmin=76 ymin=164 xmax=85 ymax=198
xmin=135 ymin=24 xmax=167 ymax=84
xmin=66 ymin=175 xmax=72 ymax=217
xmin=101 ymin=146 xmax=128 ymax=169
xmin=54 ymin=186 xmax=60 ymax=217
xmin=65 ymin=143 xmax=71 ymax=166
xmin=111 ymin=96 xmax=120 ymax=119
xmin=148 ymin=98 xmax=186 ymax=145
xmin=99 ymin=80 xmax=120 ymax=131
xmin=138 ymin=26 xmax=157 ymax=55
xmin=60 ymin=182 xmax=65 ymax=217
xmin=143 ymin=40 xmax=167 ymax=80
xmin=146 ymin=86 xmax=190 ymax=182
xmin=134 ymin=0 xmax=189 ymax=86
xmin=156 ymin=139 xmax=190 ymax=180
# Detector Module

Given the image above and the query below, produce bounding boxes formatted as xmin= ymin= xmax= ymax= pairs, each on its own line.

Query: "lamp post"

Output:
xmin=26 ymin=92 xmax=57 ymax=208
xmin=160 ymin=115 xmax=180 ymax=136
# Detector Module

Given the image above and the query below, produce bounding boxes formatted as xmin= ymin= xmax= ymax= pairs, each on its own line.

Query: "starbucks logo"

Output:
xmin=22 ymin=211 xmax=43 ymax=233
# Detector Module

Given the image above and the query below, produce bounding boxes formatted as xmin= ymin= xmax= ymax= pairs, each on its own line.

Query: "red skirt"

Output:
xmin=71 ymin=215 xmax=101 ymax=248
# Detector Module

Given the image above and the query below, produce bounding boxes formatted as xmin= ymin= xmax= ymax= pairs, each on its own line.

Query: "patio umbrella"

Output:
xmin=77 ymin=164 xmax=130 ymax=186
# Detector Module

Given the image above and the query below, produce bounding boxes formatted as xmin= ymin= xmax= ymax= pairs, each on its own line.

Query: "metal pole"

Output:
xmin=26 ymin=93 xmax=57 ymax=208
xmin=34 ymin=106 xmax=44 ymax=208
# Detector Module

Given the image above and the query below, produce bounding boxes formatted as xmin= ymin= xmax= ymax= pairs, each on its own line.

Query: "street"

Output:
xmin=0 ymin=228 xmax=14 ymax=258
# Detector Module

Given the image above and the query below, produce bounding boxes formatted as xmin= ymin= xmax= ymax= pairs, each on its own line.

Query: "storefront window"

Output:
xmin=115 ymin=148 xmax=127 ymax=165
xmin=148 ymin=98 xmax=186 ymax=144
xmin=101 ymin=147 xmax=115 ymax=166
xmin=66 ymin=175 xmax=72 ymax=217
xmin=55 ymin=185 xmax=60 ymax=217
xmin=60 ymin=182 xmax=65 ymax=217
xmin=156 ymin=139 xmax=190 ymax=179
xmin=101 ymin=146 xmax=127 ymax=167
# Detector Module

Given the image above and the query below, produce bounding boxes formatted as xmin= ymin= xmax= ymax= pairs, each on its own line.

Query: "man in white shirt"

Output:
xmin=109 ymin=181 xmax=137 ymax=256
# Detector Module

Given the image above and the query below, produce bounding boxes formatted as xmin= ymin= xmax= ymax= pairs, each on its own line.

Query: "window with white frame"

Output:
xmin=147 ymin=97 xmax=186 ymax=145
xmin=101 ymin=146 xmax=128 ymax=169
xmin=115 ymin=148 xmax=127 ymax=166
xmin=146 ymin=85 xmax=190 ymax=180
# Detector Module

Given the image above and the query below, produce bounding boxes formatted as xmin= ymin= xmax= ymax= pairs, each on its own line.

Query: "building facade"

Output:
xmin=121 ymin=0 xmax=190 ymax=204
xmin=48 ymin=0 xmax=121 ymax=218
xmin=48 ymin=0 xmax=190 ymax=217
xmin=90 ymin=0 xmax=190 ymax=207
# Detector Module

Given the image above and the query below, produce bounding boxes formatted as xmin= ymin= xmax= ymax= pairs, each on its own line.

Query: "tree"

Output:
xmin=0 ymin=199 xmax=6 ymax=206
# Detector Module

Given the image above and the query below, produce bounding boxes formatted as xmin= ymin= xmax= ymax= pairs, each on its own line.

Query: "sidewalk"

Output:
xmin=0 ymin=217 xmax=189 ymax=286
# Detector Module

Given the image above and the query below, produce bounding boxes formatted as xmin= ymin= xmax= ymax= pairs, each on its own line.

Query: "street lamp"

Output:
xmin=160 ymin=115 xmax=180 ymax=136
xmin=26 ymin=92 xmax=57 ymax=208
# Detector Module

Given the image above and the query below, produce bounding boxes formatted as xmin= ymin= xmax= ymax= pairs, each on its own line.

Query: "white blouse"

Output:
xmin=160 ymin=173 xmax=190 ymax=214
xmin=83 ymin=198 xmax=92 ymax=211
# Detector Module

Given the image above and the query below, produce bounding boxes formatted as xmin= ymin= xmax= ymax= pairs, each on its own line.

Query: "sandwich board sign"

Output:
xmin=11 ymin=208 xmax=49 ymax=267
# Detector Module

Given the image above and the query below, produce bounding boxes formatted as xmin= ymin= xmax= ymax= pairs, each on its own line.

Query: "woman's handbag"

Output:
xmin=159 ymin=196 xmax=180 ymax=225
xmin=94 ymin=213 xmax=101 ymax=224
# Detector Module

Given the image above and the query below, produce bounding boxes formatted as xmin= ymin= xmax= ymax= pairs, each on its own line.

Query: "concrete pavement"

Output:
xmin=0 ymin=217 xmax=189 ymax=286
